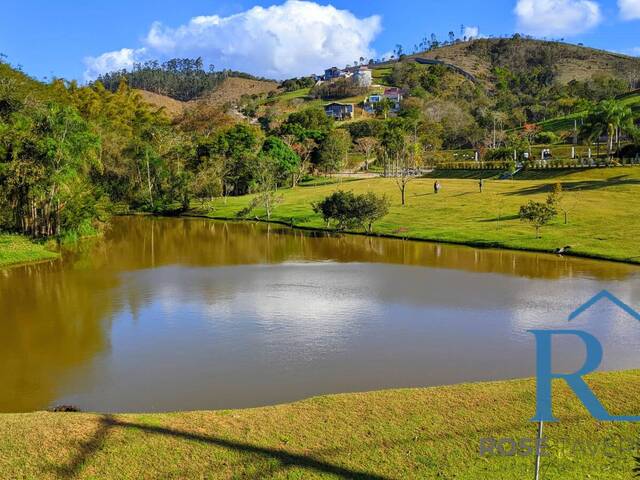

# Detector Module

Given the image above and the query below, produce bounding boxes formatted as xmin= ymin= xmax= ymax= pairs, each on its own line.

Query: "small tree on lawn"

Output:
xmin=548 ymin=182 xmax=577 ymax=225
xmin=313 ymin=190 xmax=358 ymax=229
xmin=519 ymin=200 xmax=557 ymax=238
xmin=357 ymin=192 xmax=390 ymax=233
xmin=312 ymin=190 xmax=390 ymax=231
xmin=381 ymin=127 xmax=421 ymax=206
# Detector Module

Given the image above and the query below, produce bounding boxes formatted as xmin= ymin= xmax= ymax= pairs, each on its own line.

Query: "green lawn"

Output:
xmin=197 ymin=167 xmax=640 ymax=264
xmin=262 ymin=88 xmax=312 ymax=105
xmin=0 ymin=234 xmax=58 ymax=267
xmin=372 ymin=66 xmax=393 ymax=86
xmin=1 ymin=371 xmax=640 ymax=478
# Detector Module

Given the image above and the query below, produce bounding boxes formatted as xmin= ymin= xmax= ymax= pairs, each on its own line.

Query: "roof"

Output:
xmin=324 ymin=102 xmax=354 ymax=108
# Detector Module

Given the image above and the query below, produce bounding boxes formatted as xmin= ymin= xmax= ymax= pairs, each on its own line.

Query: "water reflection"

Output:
xmin=0 ymin=216 xmax=638 ymax=412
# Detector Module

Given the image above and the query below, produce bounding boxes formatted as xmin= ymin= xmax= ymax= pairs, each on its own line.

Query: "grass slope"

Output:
xmin=134 ymin=89 xmax=186 ymax=118
xmin=201 ymin=77 xmax=278 ymax=107
xmin=537 ymin=91 xmax=640 ymax=133
xmin=196 ymin=167 xmax=640 ymax=264
xmin=0 ymin=235 xmax=58 ymax=268
xmin=1 ymin=371 xmax=640 ymax=478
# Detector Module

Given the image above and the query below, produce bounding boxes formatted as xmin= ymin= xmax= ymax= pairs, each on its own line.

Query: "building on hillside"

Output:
xmin=384 ymin=87 xmax=403 ymax=112
xmin=323 ymin=67 xmax=346 ymax=81
xmin=384 ymin=87 xmax=403 ymax=102
xmin=324 ymin=102 xmax=354 ymax=120
xmin=363 ymin=94 xmax=383 ymax=114
xmin=353 ymin=67 xmax=373 ymax=87
xmin=363 ymin=88 xmax=403 ymax=115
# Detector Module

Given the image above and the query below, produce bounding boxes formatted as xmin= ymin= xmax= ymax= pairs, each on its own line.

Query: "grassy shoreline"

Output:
xmin=3 ymin=168 xmax=637 ymax=267
xmin=1 ymin=371 xmax=640 ymax=478
xmin=0 ymin=234 xmax=58 ymax=268
xmin=189 ymin=167 xmax=640 ymax=265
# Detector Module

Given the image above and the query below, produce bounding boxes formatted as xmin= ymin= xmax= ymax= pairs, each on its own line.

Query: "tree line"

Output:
xmin=96 ymin=57 xmax=267 ymax=101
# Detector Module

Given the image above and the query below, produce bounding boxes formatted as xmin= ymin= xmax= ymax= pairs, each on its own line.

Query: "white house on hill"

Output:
xmin=353 ymin=67 xmax=372 ymax=87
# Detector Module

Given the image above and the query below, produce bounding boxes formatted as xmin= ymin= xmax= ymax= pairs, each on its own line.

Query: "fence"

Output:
xmin=431 ymin=157 xmax=640 ymax=171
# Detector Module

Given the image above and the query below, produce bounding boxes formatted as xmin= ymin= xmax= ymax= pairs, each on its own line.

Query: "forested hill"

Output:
xmin=96 ymin=57 xmax=272 ymax=101
xmin=408 ymin=37 xmax=640 ymax=89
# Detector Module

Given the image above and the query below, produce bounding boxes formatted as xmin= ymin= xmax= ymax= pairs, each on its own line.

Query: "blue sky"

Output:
xmin=1 ymin=0 xmax=639 ymax=82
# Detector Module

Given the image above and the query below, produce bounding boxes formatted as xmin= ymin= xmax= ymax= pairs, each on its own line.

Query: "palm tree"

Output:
xmin=581 ymin=100 xmax=637 ymax=159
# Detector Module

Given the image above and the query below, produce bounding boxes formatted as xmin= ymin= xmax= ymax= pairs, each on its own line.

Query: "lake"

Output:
xmin=1 ymin=216 xmax=639 ymax=413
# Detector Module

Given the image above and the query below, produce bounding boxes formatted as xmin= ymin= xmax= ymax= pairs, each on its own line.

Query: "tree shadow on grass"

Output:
xmin=478 ymin=214 xmax=520 ymax=223
xmin=52 ymin=415 xmax=115 ymax=479
xmin=506 ymin=176 xmax=640 ymax=196
xmin=53 ymin=415 xmax=391 ymax=480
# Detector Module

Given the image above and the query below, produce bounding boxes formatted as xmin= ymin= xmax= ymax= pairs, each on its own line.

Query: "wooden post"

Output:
xmin=534 ymin=421 xmax=543 ymax=480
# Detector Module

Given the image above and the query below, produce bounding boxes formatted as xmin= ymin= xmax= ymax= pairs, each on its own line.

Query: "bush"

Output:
xmin=312 ymin=190 xmax=390 ymax=232
xmin=281 ymin=76 xmax=316 ymax=92
xmin=534 ymin=131 xmax=560 ymax=144
xmin=618 ymin=144 xmax=640 ymax=159
xmin=484 ymin=148 xmax=514 ymax=161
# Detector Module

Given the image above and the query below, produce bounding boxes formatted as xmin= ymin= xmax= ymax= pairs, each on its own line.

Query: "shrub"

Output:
xmin=485 ymin=148 xmax=514 ymax=161
xmin=312 ymin=190 xmax=390 ymax=231
xmin=618 ymin=144 xmax=640 ymax=159
xmin=534 ymin=131 xmax=560 ymax=144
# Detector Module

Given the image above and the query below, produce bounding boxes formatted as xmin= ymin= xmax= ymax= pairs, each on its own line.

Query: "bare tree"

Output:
xmin=355 ymin=137 xmax=379 ymax=171
xmin=290 ymin=137 xmax=317 ymax=184
xmin=382 ymin=131 xmax=422 ymax=206
xmin=550 ymin=183 xmax=579 ymax=225
xmin=253 ymin=155 xmax=283 ymax=220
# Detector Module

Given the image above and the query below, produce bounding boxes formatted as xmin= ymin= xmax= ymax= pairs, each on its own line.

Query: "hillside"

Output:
xmin=124 ymin=39 xmax=640 ymax=127
xmin=134 ymin=77 xmax=278 ymax=119
xmin=409 ymin=38 xmax=640 ymax=88
xmin=199 ymin=77 xmax=278 ymax=107
xmin=135 ymin=89 xmax=186 ymax=117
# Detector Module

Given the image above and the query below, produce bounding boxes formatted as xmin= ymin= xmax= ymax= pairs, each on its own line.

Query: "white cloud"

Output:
xmin=83 ymin=0 xmax=381 ymax=81
xmin=619 ymin=0 xmax=640 ymax=19
xmin=464 ymin=26 xmax=480 ymax=39
xmin=83 ymin=48 xmax=146 ymax=81
xmin=515 ymin=0 xmax=602 ymax=36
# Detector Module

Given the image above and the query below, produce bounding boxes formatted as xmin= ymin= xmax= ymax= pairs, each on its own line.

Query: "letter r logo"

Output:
xmin=529 ymin=329 xmax=640 ymax=422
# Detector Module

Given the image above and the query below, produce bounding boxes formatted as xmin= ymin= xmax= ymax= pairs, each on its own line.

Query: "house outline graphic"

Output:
xmin=568 ymin=290 xmax=640 ymax=322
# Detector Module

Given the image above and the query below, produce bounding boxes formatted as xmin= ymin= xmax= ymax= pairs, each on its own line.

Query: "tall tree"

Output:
xmin=318 ymin=129 xmax=351 ymax=175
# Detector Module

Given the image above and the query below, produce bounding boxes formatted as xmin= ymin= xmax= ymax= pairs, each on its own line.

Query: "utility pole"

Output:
xmin=493 ymin=117 xmax=497 ymax=149
xmin=534 ymin=421 xmax=544 ymax=480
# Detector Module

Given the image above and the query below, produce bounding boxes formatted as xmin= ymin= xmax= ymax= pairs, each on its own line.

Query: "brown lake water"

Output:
xmin=1 ymin=216 xmax=639 ymax=413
